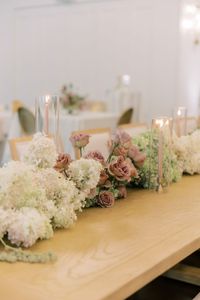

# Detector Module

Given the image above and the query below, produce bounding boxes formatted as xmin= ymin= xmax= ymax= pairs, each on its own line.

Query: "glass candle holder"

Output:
xmin=150 ymin=117 xmax=171 ymax=192
xmin=35 ymin=95 xmax=60 ymax=151
xmin=174 ymin=106 xmax=187 ymax=137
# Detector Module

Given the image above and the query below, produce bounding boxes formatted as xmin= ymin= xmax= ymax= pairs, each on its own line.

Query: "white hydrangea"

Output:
xmin=173 ymin=129 xmax=200 ymax=175
xmin=68 ymin=158 xmax=102 ymax=193
xmin=23 ymin=132 xmax=57 ymax=168
xmin=0 ymin=136 xmax=102 ymax=250
xmin=36 ymin=168 xmax=86 ymax=226
xmin=0 ymin=161 xmax=46 ymax=210
xmin=0 ymin=208 xmax=13 ymax=238
xmin=7 ymin=207 xmax=53 ymax=248
xmin=53 ymin=206 xmax=77 ymax=229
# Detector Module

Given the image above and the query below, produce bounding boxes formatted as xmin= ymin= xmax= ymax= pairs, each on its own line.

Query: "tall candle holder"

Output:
xmin=150 ymin=117 xmax=171 ymax=192
xmin=174 ymin=106 xmax=187 ymax=137
xmin=35 ymin=95 xmax=60 ymax=151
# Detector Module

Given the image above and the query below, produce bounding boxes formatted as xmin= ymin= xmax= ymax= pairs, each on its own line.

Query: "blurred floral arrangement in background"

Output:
xmin=60 ymin=84 xmax=86 ymax=114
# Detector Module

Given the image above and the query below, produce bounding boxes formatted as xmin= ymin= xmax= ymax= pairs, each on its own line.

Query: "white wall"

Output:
xmin=178 ymin=0 xmax=200 ymax=115
xmin=0 ymin=0 xmax=199 ymax=121
xmin=0 ymin=1 xmax=15 ymax=107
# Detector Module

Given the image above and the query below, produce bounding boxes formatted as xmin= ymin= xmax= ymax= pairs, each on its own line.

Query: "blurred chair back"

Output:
xmin=0 ymin=138 xmax=6 ymax=165
xmin=12 ymin=100 xmax=23 ymax=113
xmin=87 ymin=101 xmax=106 ymax=112
xmin=9 ymin=136 xmax=33 ymax=160
xmin=72 ymin=128 xmax=111 ymax=159
xmin=117 ymin=108 xmax=133 ymax=126
xmin=118 ymin=123 xmax=148 ymax=137
xmin=17 ymin=107 xmax=35 ymax=135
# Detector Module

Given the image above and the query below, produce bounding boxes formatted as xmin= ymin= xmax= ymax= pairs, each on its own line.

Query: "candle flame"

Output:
xmin=177 ymin=109 xmax=181 ymax=116
xmin=155 ymin=119 xmax=164 ymax=128
xmin=45 ymin=95 xmax=50 ymax=104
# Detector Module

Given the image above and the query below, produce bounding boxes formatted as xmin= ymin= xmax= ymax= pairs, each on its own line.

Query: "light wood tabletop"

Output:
xmin=0 ymin=175 xmax=200 ymax=300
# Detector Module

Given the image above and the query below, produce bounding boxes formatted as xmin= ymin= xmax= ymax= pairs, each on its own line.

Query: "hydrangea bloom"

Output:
xmin=173 ymin=129 xmax=200 ymax=175
xmin=0 ymin=161 xmax=46 ymax=210
xmin=7 ymin=208 xmax=53 ymax=248
xmin=68 ymin=158 xmax=102 ymax=192
xmin=23 ymin=132 xmax=57 ymax=168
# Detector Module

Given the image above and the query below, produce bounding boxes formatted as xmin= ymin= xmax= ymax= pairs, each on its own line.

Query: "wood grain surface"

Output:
xmin=0 ymin=175 xmax=200 ymax=300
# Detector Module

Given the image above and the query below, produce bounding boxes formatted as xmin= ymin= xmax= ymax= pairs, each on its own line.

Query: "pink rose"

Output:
xmin=98 ymin=169 xmax=109 ymax=186
xmin=134 ymin=153 xmax=146 ymax=168
xmin=112 ymin=145 xmax=129 ymax=157
xmin=87 ymin=188 xmax=98 ymax=199
xmin=114 ymin=130 xmax=132 ymax=148
xmin=126 ymin=158 xmax=138 ymax=177
xmin=103 ymin=180 xmax=112 ymax=188
xmin=84 ymin=151 xmax=105 ymax=165
xmin=70 ymin=133 xmax=90 ymax=149
xmin=108 ymin=156 xmax=132 ymax=182
xmin=54 ymin=153 xmax=72 ymax=172
xmin=128 ymin=145 xmax=140 ymax=160
xmin=128 ymin=146 xmax=146 ymax=168
xmin=117 ymin=186 xmax=127 ymax=199
xmin=97 ymin=191 xmax=115 ymax=208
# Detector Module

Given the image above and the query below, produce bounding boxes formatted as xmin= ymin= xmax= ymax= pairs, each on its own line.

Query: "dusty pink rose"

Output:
xmin=70 ymin=133 xmax=90 ymax=148
xmin=112 ymin=145 xmax=129 ymax=157
xmin=128 ymin=146 xmax=146 ymax=168
xmin=114 ymin=130 xmax=132 ymax=148
xmin=134 ymin=153 xmax=146 ymax=168
xmin=97 ymin=191 xmax=115 ymax=208
xmin=98 ymin=169 xmax=109 ymax=186
xmin=84 ymin=151 xmax=105 ymax=165
xmin=108 ymin=156 xmax=132 ymax=182
xmin=54 ymin=153 xmax=72 ymax=172
xmin=126 ymin=158 xmax=138 ymax=177
xmin=128 ymin=145 xmax=141 ymax=160
xmin=103 ymin=180 xmax=112 ymax=188
xmin=117 ymin=186 xmax=127 ymax=199
xmin=87 ymin=188 xmax=98 ymax=199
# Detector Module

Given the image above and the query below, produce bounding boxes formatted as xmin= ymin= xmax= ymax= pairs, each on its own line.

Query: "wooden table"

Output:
xmin=1 ymin=176 xmax=200 ymax=300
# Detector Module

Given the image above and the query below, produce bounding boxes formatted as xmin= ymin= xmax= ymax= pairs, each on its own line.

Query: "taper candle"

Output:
xmin=44 ymin=95 xmax=50 ymax=135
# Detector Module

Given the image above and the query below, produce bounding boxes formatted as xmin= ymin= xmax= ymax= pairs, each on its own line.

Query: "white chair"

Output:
xmin=9 ymin=136 xmax=33 ymax=160
xmin=118 ymin=123 xmax=148 ymax=137
xmin=71 ymin=128 xmax=111 ymax=159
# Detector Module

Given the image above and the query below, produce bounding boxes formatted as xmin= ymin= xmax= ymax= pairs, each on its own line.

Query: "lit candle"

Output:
xmin=155 ymin=119 xmax=164 ymax=192
xmin=176 ymin=106 xmax=187 ymax=136
xmin=44 ymin=95 xmax=49 ymax=135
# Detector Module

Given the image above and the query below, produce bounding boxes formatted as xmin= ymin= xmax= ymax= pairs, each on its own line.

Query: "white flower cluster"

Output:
xmin=68 ymin=158 xmax=103 ymax=193
xmin=0 ymin=134 xmax=101 ymax=248
xmin=23 ymin=132 xmax=57 ymax=168
xmin=173 ymin=129 xmax=200 ymax=175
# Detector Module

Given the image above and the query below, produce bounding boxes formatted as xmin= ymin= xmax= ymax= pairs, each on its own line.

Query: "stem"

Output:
xmin=63 ymin=169 xmax=68 ymax=179
xmin=0 ymin=238 xmax=22 ymax=252
xmin=80 ymin=147 xmax=83 ymax=157
xmin=106 ymin=143 xmax=119 ymax=163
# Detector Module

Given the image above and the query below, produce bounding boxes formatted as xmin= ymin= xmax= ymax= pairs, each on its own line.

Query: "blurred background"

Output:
xmin=0 ymin=0 xmax=200 ymax=120
xmin=1 ymin=0 xmax=200 ymax=163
